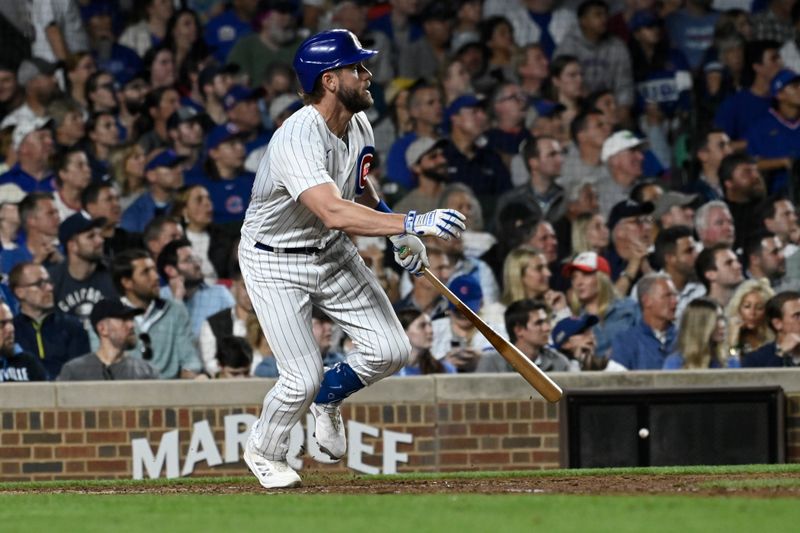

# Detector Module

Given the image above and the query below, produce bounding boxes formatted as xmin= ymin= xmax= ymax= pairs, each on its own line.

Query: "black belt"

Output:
xmin=254 ymin=241 xmax=325 ymax=255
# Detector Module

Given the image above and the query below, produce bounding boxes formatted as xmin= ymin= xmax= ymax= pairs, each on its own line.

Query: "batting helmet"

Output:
xmin=293 ymin=29 xmax=378 ymax=93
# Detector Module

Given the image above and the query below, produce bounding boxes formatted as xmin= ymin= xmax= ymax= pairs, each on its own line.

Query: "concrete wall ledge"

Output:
xmin=2 ymin=369 xmax=800 ymax=409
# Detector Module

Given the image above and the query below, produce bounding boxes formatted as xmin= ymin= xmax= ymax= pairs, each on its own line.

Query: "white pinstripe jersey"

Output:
xmin=241 ymin=105 xmax=376 ymax=248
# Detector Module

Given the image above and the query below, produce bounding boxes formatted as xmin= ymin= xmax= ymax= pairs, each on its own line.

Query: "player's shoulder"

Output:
xmin=273 ymin=105 xmax=325 ymax=140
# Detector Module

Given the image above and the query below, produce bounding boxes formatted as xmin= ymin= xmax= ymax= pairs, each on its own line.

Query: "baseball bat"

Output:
xmin=421 ymin=267 xmax=563 ymax=403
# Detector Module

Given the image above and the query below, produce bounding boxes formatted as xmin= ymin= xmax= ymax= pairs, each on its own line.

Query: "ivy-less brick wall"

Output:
xmin=1 ymin=371 xmax=799 ymax=481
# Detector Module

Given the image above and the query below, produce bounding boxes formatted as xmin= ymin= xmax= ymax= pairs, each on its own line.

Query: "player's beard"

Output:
xmin=337 ymin=85 xmax=372 ymax=113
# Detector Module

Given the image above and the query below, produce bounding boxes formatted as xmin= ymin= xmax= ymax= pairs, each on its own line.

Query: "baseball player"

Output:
xmin=238 ymin=29 xmax=466 ymax=489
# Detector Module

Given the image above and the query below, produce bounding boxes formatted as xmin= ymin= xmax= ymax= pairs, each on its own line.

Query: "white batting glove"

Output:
xmin=389 ymin=234 xmax=429 ymax=276
xmin=404 ymin=209 xmax=466 ymax=241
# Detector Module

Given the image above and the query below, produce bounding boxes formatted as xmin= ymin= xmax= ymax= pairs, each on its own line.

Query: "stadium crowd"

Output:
xmin=1 ymin=0 xmax=800 ymax=382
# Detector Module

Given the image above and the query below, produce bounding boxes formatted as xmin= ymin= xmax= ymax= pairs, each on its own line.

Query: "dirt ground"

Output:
xmin=5 ymin=472 xmax=800 ymax=497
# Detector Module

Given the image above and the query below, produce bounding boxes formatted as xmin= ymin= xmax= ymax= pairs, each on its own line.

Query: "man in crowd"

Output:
xmin=550 ymin=314 xmax=605 ymax=371
xmin=1 ymin=192 xmax=62 ymax=275
xmin=610 ymin=273 xmax=678 ymax=370
xmin=142 ymin=216 xmax=184 ymax=261
xmin=82 ymin=182 xmax=142 ymax=257
xmin=393 ymin=137 xmax=450 ymax=215
xmin=167 ymin=107 xmax=205 ymax=173
xmin=0 ymin=58 xmax=58 ymax=129
xmin=49 ymin=212 xmax=118 ymax=328
xmin=652 ymin=191 xmax=697 ymax=230
xmin=743 ymin=290 xmax=800 ymax=367
xmin=0 ymin=118 xmax=55 ymax=192
xmin=720 ymin=153 xmax=767 ymax=249
xmin=685 ymin=128 xmax=733 ymax=202
xmin=121 ymin=150 xmax=186 ymax=233
xmin=653 ymin=226 xmax=705 ymax=320
xmin=696 ymin=243 xmax=744 ymax=307
xmin=605 ymin=199 xmax=653 ymax=291
xmin=694 ymin=200 xmax=736 ymax=249
xmin=57 ymin=299 xmax=159 ymax=381
xmin=395 ymin=246 xmax=452 ymax=319
xmin=560 ymin=108 xmax=611 ymax=190
xmin=9 ymin=262 xmax=89 ymax=380
xmin=761 ymin=195 xmax=800 ymax=257
xmin=0 ymin=302 xmax=46 ymax=382
xmin=743 ymin=230 xmax=791 ymax=290
xmin=157 ymin=238 xmax=235 ymax=337
xmin=598 ymin=130 xmax=646 ymax=216
xmin=112 ymin=249 xmax=204 ymax=379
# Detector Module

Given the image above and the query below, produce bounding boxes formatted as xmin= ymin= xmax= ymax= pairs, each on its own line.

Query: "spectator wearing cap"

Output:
xmin=598 ymin=130 xmax=646 ymax=216
xmin=0 ymin=118 xmax=55 ymax=193
xmin=718 ymin=153 xmax=768 ymax=249
xmin=495 ymin=136 xmax=566 ymax=232
xmin=82 ymin=182 xmax=143 ymax=258
xmin=9 ymin=261 xmax=89 ymax=380
xmin=695 ymin=200 xmax=735 ymax=249
xmin=0 ymin=58 xmax=59 ymax=130
xmin=0 ymin=192 xmax=62 ymax=275
xmin=48 ymin=211 xmax=118 ymax=327
xmin=385 ymin=82 xmax=443 ymax=190
xmin=119 ymin=0 xmax=174 ymax=58
xmin=392 ymin=137 xmax=450 ymax=215
xmin=227 ymin=3 xmax=303 ymax=88
xmin=111 ymin=249 xmax=204 ymax=379
xmin=204 ymin=0 xmax=258 ymax=64
xmin=609 ymin=272 xmax=677 ymax=370
xmin=684 ymin=127 xmax=733 ymax=203
xmin=431 ymin=274 xmax=502 ymax=372
xmin=442 ymin=94 xmax=512 ymax=216
xmin=745 ymin=69 xmax=800 ymax=194
xmin=0 ymin=183 xmax=25 ymax=251
xmin=550 ymin=314 xmax=607 ymax=371
xmin=137 ymin=87 xmax=181 ymax=155
xmin=0 ymin=63 xmax=23 ymax=124
xmin=84 ymin=7 xmax=144 ymax=90
xmin=223 ymin=85 xmax=272 ymax=156
xmin=650 ymin=225 xmax=705 ymax=320
xmin=559 ymin=108 xmax=611 ymax=191
xmin=0 ymin=301 xmax=46 ymax=383
xmin=652 ymin=191 xmax=697 ymax=230
xmin=53 ymin=146 xmax=92 ymax=221
xmin=167 ymin=107 xmax=205 ymax=174
xmin=605 ymin=199 xmax=654 ymax=293
xmin=483 ymin=0 xmax=576 ymax=58
xmin=57 ymin=299 xmax=159 ymax=381
xmin=187 ymin=123 xmax=255 ymax=225
xmin=695 ymin=243 xmax=744 ymax=308
xmin=485 ymin=82 xmax=530 ymax=168
xmin=564 ymin=251 xmax=638 ymax=355
xmin=198 ymin=63 xmax=237 ymax=125
xmin=397 ymin=1 xmax=454 ymax=80
xmin=555 ymin=0 xmax=634 ymax=119
xmin=121 ymin=149 xmax=186 ymax=233
xmin=715 ymin=40 xmax=783 ymax=144
xmin=157 ymin=238 xmax=234 ymax=337
xmin=47 ymin=98 xmax=86 ymax=151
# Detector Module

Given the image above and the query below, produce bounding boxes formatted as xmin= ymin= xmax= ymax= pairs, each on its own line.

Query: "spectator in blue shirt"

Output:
xmin=204 ymin=0 xmax=258 ymax=63
xmin=84 ymin=7 xmax=144 ymax=90
xmin=664 ymin=297 xmax=739 ymax=369
xmin=1 ymin=193 xmax=62 ymax=275
xmin=610 ymin=272 xmax=678 ymax=370
xmin=0 ymin=118 xmax=56 ymax=193
xmin=743 ymin=290 xmax=800 ymax=367
xmin=664 ymin=0 xmax=720 ymax=70
xmin=222 ymin=85 xmax=272 ymax=156
xmin=121 ymin=149 xmax=186 ymax=233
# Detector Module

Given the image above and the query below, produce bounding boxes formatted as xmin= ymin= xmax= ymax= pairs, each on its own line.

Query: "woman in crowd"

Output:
xmin=143 ymin=45 xmax=177 ymax=89
xmin=396 ymin=308 xmax=456 ymax=376
xmin=170 ymin=184 xmax=238 ymax=282
xmin=571 ymin=212 xmax=610 ymax=256
xmin=547 ymin=55 xmax=583 ymax=130
xmin=84 ymin=110 xmax=120 ymax=182
xmin=565 ymin=252 xmax=638 ymax=356
xmin=163 ymin=8 xmax=209 ymax=77
xmin=664 ymin=298 xmax=739 ymax=369
xmin=501 ymin=245 xmax=568 ymax=317
xmin=439 ymin=57 xmax=474 ymax=107
xmin=85 ymin=71 xmax=118 ymax=114
xmin=109 ymin=142 xmax=147 ymax=210
xmin=120 ymin=0 xmax=174 ymax=57
xmin=725 ymin=279 xmax=775 ymax=358
xmin=481 ymin=16 xmax=518 ymax=83
xmin=65 ymin=52 xmax=96 ymax=112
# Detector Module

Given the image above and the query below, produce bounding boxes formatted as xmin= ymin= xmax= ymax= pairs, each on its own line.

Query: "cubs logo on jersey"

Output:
xmin=354 ymin=146 xmax=375 ymax=196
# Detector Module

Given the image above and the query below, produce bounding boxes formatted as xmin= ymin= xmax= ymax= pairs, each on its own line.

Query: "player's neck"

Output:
xmin=313 ymin=102 xmax=353 ymax=140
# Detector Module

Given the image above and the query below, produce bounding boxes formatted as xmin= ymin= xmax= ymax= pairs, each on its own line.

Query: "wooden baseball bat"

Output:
xmin=422 ymin=267 xmax=563 ymax=403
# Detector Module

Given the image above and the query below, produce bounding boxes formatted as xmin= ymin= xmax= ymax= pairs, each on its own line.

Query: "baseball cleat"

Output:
xmin=310 ymin=403 xmax=347 ymax=461
xmin=243 ymin=441 xmax=302 ymax=489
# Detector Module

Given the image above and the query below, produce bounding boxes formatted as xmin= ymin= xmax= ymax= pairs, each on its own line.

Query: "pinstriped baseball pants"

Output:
xmin=238 ymin=234 xmax=411 ymax=460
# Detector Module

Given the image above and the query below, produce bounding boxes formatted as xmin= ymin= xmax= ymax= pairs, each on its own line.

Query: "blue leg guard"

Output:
xmin=315 ymin=362 xmax=365 ymax=404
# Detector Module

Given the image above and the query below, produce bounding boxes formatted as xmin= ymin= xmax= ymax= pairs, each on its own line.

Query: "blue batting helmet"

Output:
xmin=293 ymin=29 xmax=378 ymax=93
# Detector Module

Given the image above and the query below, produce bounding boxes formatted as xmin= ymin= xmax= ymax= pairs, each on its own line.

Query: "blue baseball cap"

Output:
xmin=206 ymin=123 xmax=246 ymax=151
xmin=629 ymin=10 xmax=661 ymax=32
xmin=550 ymin=314 xmax=599 ymax=350
xmin=59 ymin=211 xmax=107 ymax=244
xmin=145 ymin=149 xmax=187 ymax=171
xmin=444 ymin=94 xmax=486 ymax=126
xmin=223 ymin=85 xmax=264 ymax=111
xmin=771 ymin=69 xmax=800 ymax=97
xmin=447 ymin=275 xmax=483 ymax=313
xmin=533 ymin=99 xmax=565 ymax=118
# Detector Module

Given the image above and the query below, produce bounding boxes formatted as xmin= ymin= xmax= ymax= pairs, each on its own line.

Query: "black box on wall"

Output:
xmin=559 ymin=387 xmax=785 ymax=468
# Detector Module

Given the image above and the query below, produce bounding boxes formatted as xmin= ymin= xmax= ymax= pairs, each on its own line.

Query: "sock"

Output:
xmin=315 ymin=362 xmax=365 ymax=404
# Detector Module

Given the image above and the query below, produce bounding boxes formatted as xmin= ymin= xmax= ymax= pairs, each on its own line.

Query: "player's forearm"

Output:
xmin=320 ymin=197 xmax=406 ymax=236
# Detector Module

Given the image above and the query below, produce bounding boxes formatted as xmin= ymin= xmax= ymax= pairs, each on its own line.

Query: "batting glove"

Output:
xmin=389 ymin=234 xmax=429 ymax=276
xmin=404 ymin=209 xmax=466 ymax=241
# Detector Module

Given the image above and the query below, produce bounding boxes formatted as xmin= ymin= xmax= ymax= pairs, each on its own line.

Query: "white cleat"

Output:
xmin=310 ymin=403 xmax=347 ymax=461
xmin=243 ymin=441 xmax=301 ymax=489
